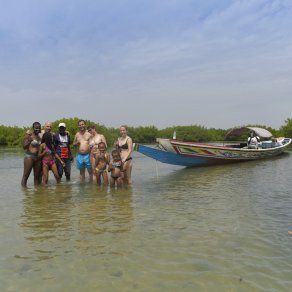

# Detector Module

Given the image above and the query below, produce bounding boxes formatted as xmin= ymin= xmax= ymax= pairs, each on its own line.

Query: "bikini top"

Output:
xmin=89 ymin=136 xmax=103 ymax=147
xmin=31 ymin=139 xmax=40 ymax=147
xmin=119 ymin=138 xmax=129 ymax=150
xmin=112 ymin=161 xmax=122 ymax=169
xmin=45 ymin=146 xmax=54 ymax=155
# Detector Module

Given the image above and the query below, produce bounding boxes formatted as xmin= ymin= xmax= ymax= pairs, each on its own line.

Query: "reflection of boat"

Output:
xmin=135 ymin=127 xmax=292 ymax=167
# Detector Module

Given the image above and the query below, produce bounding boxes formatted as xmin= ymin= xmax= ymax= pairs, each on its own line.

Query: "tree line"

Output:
xmin=1 ymin=117 xmax=292 ymax=147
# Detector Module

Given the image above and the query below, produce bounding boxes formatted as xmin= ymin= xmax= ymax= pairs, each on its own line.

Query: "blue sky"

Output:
xmin=1 ymin=0 xmax=292 ymax=129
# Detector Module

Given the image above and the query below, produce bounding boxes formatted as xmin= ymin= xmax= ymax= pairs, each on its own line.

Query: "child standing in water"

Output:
xmin=39 ymin=132 xmax=65 ymax=185
xmin=108 ymin=149 xmax=124 ymax=188
xmin=94 ymin=142 xmax=110 ymax=186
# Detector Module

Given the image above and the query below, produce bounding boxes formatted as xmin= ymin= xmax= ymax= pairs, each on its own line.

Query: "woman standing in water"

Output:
xmin=115 ymin=125 xmax=133 ymax=185
xmin=88 ymin=125 xmax=107 ymax=183
xmin=21 ymin=122 xmax=42 ymax=187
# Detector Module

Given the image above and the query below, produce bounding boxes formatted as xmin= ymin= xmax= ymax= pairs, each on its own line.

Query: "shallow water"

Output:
xmin=0 ymin=147 xmax=292 ymax=291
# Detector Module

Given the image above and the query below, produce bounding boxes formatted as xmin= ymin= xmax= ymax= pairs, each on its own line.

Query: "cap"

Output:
xmin=58 ymin=122 xmax=66 ymax=128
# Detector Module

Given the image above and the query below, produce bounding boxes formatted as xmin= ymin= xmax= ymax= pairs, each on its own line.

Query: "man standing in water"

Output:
xmin=73 ymin=119 xmax=92 ymax=182
xmin=54 ymin=122 xmax=73 ymax=181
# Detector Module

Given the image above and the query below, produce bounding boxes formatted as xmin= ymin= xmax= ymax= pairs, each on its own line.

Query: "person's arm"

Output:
xmin=101 ymin=135 xmax=107 ymax=148
xmin=73 ymin=134 xmax=79 ymax=147
xmin=105 ymin=153 xmax=110 ymax=164
xmin=67 ymin=135 xmax=74 ymax=161
xmin=108 ymin=161 xmax=113 ymax=172
xmin=55 ymin=153 xmax=65 ymax=166
xmin=23 ymin=134 xmax=33 ymax=150
xmin=38 ymin=144 xmax=46 ymax=158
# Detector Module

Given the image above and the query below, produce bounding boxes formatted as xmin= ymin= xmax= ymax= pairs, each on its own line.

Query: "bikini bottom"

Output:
xmin=42 ymin=159 xmax=55 ymax=168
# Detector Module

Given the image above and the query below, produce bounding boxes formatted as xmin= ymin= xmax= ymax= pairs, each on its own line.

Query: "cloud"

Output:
xmin=0 ymin=0 xmax=292 ymax=128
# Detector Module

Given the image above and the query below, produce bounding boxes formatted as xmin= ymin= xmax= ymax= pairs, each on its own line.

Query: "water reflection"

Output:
xmin=20 ymin=184 xmax=133 ymax=259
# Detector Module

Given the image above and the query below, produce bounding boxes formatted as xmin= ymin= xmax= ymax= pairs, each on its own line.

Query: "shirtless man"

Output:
xmin=21 ymin=122 xmax=42 ymax=187
xmin=73 ymin=119 xmax=92 ymax=182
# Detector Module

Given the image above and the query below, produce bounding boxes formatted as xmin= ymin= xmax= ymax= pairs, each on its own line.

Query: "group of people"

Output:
xmin=21 ymin=120 xmax=133 ymax=188
xmin=247 ymin=132 xmax=283 ymax=149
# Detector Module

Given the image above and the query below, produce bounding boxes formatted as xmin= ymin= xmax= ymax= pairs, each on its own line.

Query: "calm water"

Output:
xmin=0 ymin=147 xmax=292 ymax=291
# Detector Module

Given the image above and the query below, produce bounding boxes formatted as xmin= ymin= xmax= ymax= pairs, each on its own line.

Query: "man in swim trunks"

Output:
xmin=21 ymin=122 xmax=42 ymax=187
xmin=73 ymin=119 xmax=92 ymax=182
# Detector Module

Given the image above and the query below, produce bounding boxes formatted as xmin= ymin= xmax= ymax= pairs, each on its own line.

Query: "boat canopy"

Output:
xmin=225 ymin=127 xmax=273 ymax=139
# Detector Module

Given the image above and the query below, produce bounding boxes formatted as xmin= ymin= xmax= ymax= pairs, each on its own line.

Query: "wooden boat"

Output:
xmin=135 ymin=127 xmax=292 ymax=167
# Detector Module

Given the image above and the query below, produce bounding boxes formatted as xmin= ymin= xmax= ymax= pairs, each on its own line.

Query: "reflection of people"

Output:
xmin=21 ymin=186 xmax=73 ymax=252
xmin=39 ymin=132 xmax=64 ymax=185
xmin=94 ymin=142 xmax=109 ymax=186
xmin=73 ymin=119 xmax=92 ymax=182
xmin=247 ymin=132 xmax=260 ymax=149
xmin=21 ymin=122 xmax=42 ymax=187
xmin=53 ymin=123 xmax=73 ymax=181
xmin=115 ymin=125 xmax=133 ymax=185
xmin=88 ymin=125 xmax=107 ymax=183
xmin=108 ymin=149 xmax=124 ymax=188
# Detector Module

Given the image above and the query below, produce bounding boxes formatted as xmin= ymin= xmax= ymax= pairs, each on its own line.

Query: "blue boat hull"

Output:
xmin=136 ymin=144 xmax=210 ymax=167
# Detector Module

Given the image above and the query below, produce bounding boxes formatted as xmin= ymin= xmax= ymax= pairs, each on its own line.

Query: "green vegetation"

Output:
xmin=1 ymin=118 xmax=292 ymax=147
xmin=0 ymin=125 xmax=25 ymax=146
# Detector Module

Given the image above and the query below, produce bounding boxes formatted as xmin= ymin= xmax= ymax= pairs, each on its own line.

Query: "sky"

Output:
xmin=1 ymin=0 xmax=292 ymax=129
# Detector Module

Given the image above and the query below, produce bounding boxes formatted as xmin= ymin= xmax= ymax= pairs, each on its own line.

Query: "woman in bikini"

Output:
xmin=88 ymin=125 xmax=107 ymax=183
xmin=115 ymin=125 xmax=133 ymax=185
xmin=108 ymin=149 xmax=124 ymax=188
xmin=94 ymin=142 xmax=110 ymax=186
xmin=39 ymin=132 xmax=65 ymax=185
xmin=21 ymin=122 xmax=42 ymax=187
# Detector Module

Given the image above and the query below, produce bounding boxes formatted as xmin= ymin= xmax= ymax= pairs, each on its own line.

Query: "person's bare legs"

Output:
xmin=21 ymin=157 xmax=33 ymax=187
xmin=96 ymin=173 xmax=101 ymax=185
xmin=123 ymin=160 xmax=133 ymax=185
xmin=91 ymin=156 xmax=97 ymax=183
xmin=80 ymin=168 xmax=86 ymax=182
xmin=42 ymin=165 xmax=49 ymax=186
xmin=87 ymin=168 xmax=93 ymax=182
xmin=33 ymin=160 xmax=42 ymax=186
xmin=51 ymin=164 xmax=61 ymax=183
xmin=102 ymin=172 xmax=108 ymax=186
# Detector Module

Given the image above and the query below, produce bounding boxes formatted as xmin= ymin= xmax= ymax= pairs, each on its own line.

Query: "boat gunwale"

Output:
xmin=169 ymin=138 xmax=292 ymax=152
